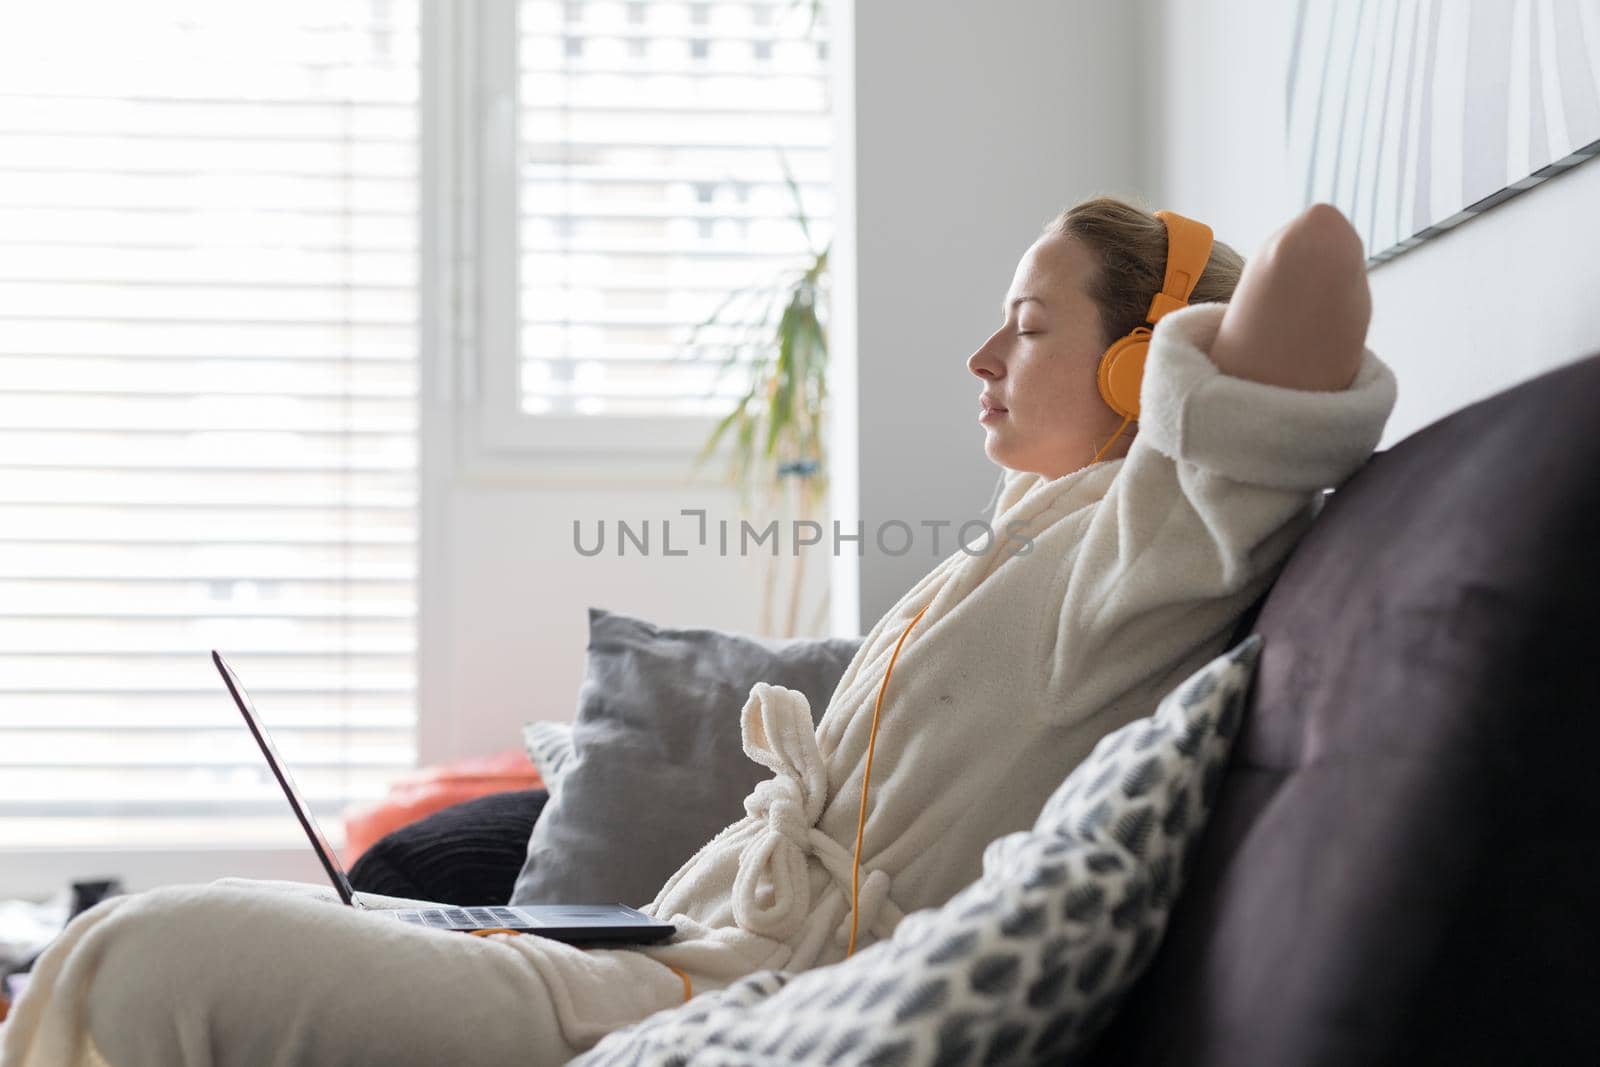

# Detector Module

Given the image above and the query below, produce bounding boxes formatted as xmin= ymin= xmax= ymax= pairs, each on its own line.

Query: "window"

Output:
xmin=477 ymin=0 xmax=834 ymax=455
xmin=0 ymin=0 xmax=833 ymax=864
xmin=0 ymin=1 xmax=419 ymax=850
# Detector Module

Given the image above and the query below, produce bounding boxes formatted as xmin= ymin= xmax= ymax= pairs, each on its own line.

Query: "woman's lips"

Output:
xmin=978 ymin=402 xmax=1008 ymax=422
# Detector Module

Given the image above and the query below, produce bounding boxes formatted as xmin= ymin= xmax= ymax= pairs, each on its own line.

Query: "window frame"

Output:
xmin=460 ymin=0 xmax=733 ymax=470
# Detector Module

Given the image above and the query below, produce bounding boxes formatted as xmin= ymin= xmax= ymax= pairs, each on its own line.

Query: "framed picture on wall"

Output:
xmin=1288 ymin=0 xmax=1600 ymax=266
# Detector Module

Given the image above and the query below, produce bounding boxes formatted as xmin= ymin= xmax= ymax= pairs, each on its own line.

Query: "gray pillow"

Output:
xmin=510 ymin=607 xmax=863 ymax=908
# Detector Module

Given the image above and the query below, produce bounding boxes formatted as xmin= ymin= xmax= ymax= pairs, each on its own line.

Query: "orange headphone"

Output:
xmin=1089 ymin=209 xmax=1215 ymax=463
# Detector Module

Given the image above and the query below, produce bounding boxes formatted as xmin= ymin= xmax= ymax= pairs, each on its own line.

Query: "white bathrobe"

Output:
xmin=0 ymin=301 xmax=1398 ymax=1067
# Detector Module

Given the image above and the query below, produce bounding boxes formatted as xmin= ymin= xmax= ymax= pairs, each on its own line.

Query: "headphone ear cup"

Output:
xmin=1097 ymin=328 xmax=1150 ymax=420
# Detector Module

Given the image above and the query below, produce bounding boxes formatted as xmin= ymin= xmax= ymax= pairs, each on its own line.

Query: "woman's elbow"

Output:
xmin=1206 ymin=202 xmax=1371 ymax=393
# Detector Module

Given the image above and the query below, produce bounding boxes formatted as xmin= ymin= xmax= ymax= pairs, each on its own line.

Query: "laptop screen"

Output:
xmin=212 ymin=651 xmax=360 ymax=907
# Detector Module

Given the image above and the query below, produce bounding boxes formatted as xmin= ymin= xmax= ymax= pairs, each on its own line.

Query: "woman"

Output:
xmin=0 ymin=197 xmax=1397 ymax=1067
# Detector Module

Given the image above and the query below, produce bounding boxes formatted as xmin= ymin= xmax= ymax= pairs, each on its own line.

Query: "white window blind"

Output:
xmin=0 ymin=1 xmax=419 ymax=849
xmin=517 ymin=0 xmax=833 ymax=418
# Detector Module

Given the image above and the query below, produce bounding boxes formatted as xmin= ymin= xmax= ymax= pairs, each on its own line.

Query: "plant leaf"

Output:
xmin=774 ymin=144 xmax=814 ymax=254
xmin=691 ymin=139 xmax=832 ymax=494
xmin=692 ymin=394 xmax=749 ymax=472
xmin=765 ymin=299 xmax=802 ymax=457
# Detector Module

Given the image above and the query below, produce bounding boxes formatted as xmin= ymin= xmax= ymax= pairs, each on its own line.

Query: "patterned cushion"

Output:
xmin=574 ymin=634 xmax=1262 ymax=1067
xmin=522 ymin=720 xmax=576 ymax=791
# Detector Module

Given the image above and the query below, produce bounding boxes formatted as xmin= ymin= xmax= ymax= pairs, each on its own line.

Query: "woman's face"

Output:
xmin=967 ymin=232 xmax=1133 ymax=479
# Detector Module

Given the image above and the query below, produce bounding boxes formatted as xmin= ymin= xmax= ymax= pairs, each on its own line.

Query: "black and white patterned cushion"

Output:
xmin=574 ymin=633 xmax=1261 ymax=1067
xmin=522 ymin=720 xmax=575 ymax=791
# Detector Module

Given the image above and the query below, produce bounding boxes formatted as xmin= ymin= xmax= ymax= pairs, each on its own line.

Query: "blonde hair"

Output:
xmin=1042 ymin=194 xmax=1245 ymax=351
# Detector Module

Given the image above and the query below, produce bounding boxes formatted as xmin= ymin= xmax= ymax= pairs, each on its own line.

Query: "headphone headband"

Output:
xmin=1093 ymin=208 xmax=1215 ymax=437
xmin=1147 ymin=210 xmax=1215 ymax=323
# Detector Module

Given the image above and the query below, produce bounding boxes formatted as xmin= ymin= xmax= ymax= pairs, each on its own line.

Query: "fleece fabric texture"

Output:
xmin=0 ymin=300 xmax=1397 ymax=1067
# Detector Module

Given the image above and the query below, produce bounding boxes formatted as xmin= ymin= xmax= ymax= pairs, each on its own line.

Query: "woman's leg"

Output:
xmin=1 ymin=878 xmax=586 ymax=1067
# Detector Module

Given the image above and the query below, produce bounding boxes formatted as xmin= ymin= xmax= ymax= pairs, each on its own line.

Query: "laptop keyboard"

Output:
xmin=391 ymin=906 xmax=530 ymax=929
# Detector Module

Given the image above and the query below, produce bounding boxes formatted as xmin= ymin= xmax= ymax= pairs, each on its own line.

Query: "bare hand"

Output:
xmin=1204 ymin=202 xmax=1372 ymax=392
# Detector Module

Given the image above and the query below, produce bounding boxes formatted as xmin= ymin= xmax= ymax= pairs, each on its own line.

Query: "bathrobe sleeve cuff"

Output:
xmin=1135 ymin=301 xmax=1399 ymax=491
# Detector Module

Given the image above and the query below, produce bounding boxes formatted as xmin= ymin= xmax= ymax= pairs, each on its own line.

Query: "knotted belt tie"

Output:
xmin=731 ymin=682 xmax=902 ymax=945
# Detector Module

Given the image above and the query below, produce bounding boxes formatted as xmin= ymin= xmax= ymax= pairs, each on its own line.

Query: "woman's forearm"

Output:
xmin=1203 ymin=202 xmax=1372 ymax=393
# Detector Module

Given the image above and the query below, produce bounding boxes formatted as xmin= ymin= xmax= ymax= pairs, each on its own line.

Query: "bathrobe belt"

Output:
xmin=733 ymin=682 xmax=904 ymax=948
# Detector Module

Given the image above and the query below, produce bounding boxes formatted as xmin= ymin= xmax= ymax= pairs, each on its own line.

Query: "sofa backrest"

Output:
xmin=1085 ymin=351 xmax=1600 ymax=1066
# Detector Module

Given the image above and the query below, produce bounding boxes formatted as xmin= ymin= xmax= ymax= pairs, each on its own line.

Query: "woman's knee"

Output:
xmin=82 ymin=884 xmax=262 ymax=1066
xmin=77 ymin=883 xmax=579 ymax=1067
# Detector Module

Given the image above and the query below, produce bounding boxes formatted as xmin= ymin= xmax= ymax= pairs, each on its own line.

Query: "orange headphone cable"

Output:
xmin=846 ymin=599 xmax=931 ymax=958
xmin=661 ymin=963 xmax=694 ymax=1003
xmin=1091 ymin=412 xmax=1136 ymax=465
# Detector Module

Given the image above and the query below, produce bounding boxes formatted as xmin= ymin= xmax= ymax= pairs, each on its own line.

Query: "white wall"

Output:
xmin=837 ymin=0 xmax=1146 ymax=629
xmin=418 ymin=460 xmax=832 ymax=763
xmin=1139 ymin=0 xmax=1600 ymax=446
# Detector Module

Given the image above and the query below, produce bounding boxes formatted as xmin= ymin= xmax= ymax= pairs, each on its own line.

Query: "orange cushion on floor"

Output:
xmin=341 ymin=748 xmax=544 ymax=865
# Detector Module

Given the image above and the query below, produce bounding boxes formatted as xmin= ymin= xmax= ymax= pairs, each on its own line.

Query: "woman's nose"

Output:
xmin=968 ymin=336 xmax=1002 ymax=379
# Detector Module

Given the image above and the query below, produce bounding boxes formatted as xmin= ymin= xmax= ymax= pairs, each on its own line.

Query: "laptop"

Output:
xmin=212 ymin=650 xmax=675 ymax=946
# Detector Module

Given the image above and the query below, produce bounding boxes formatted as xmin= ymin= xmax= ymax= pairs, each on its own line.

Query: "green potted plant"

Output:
xmin=685 ymin=150 xmax=830 ymax=639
